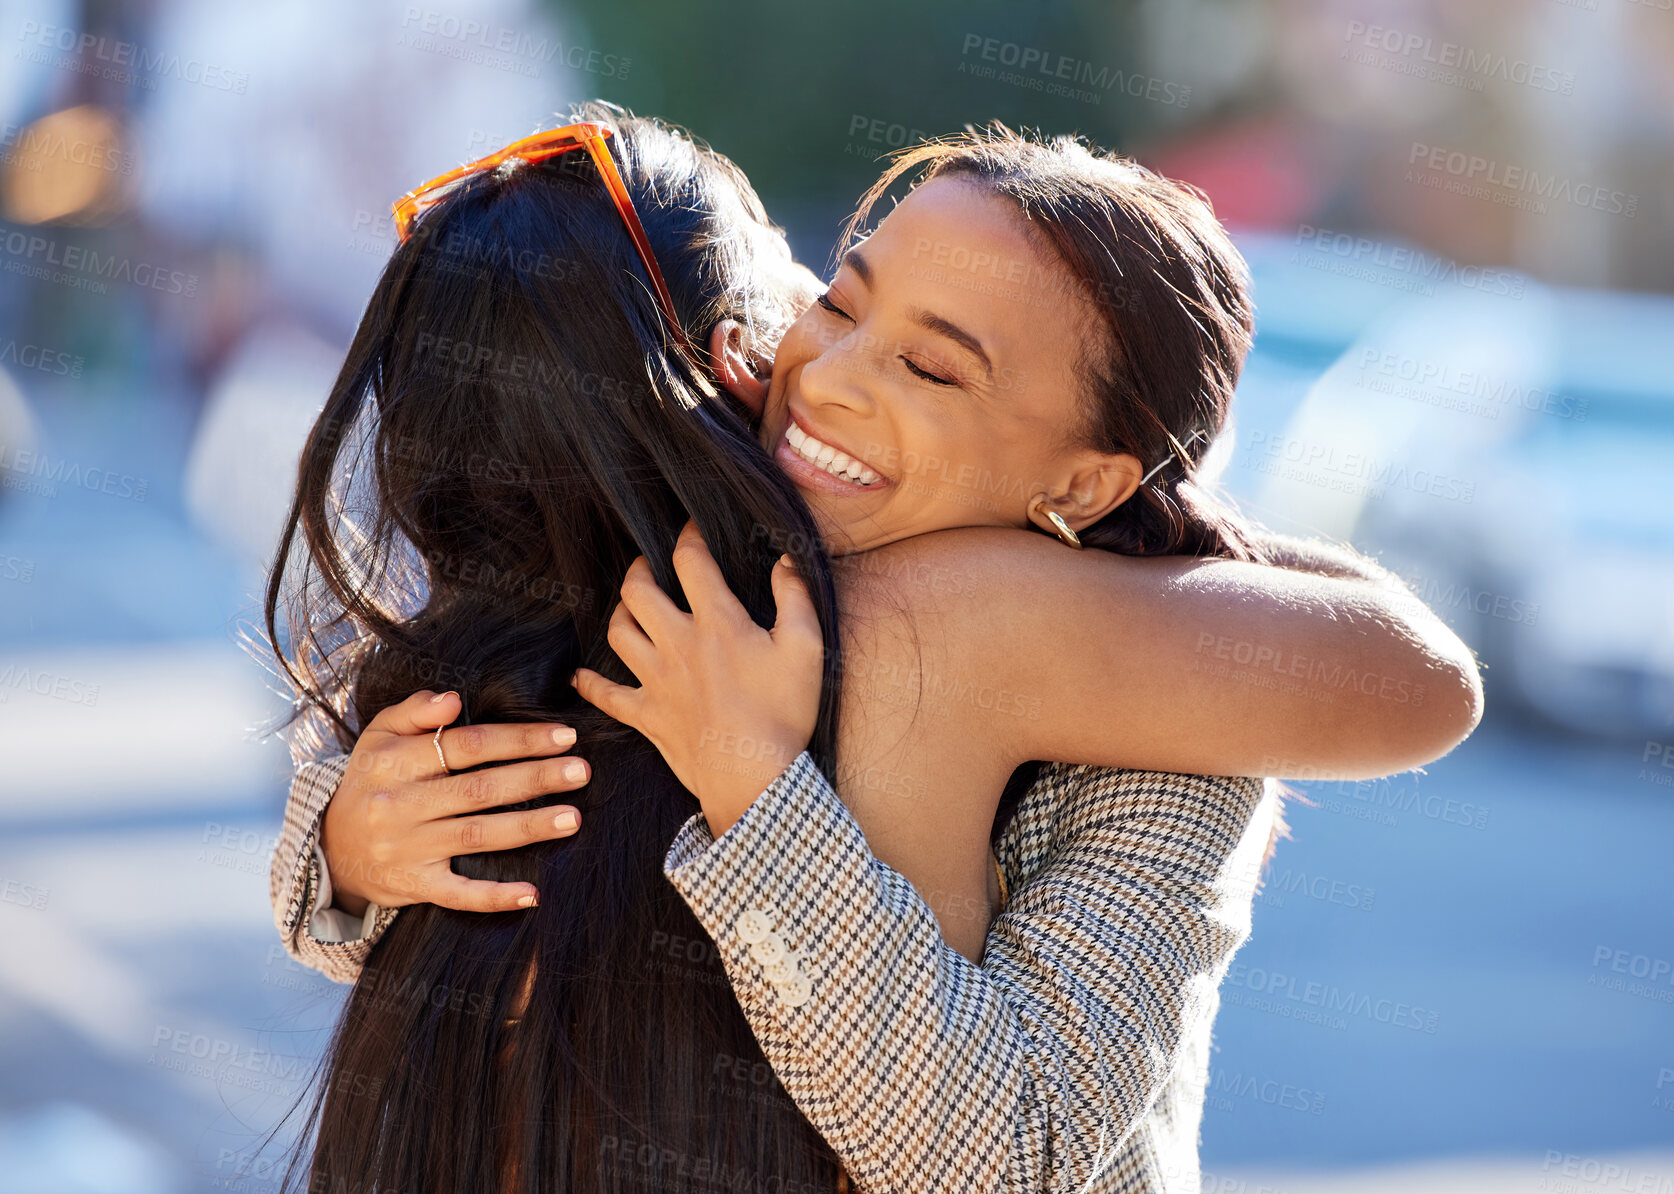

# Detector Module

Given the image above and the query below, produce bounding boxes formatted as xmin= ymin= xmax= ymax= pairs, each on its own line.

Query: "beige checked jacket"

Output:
xmin=272 ymin=751 xmax=1275 ymax=1192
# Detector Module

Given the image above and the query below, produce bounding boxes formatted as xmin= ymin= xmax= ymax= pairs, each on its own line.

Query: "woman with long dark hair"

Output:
xmin=266 ymin=107 xmax=1480 ymax=1191
xmin=268 ymin=108 xmax=858 ymax=1192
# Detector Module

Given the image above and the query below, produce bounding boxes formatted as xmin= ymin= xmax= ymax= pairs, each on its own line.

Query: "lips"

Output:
xmin=784 ymin=420 xmax=882 ymax=487
xmin=774 ymin=411 xmax=885 ymax=494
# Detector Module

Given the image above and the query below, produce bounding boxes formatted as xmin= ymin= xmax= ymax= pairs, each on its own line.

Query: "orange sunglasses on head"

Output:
xmin=391 ymin=121 xmax=691 ymax=353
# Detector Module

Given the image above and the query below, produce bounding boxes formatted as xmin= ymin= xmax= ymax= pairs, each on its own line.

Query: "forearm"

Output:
xmin=1038 ymin=553 xmax=1480 ymax=777
xmin=850 ymin=527 xmax=1482 ymax=781
xmin=664 ymin=753 xmax=1271 ymax=1192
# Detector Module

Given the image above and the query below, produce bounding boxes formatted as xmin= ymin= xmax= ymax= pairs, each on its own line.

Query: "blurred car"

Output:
xmin=1263 ymin=278 xmax=1674 ymax=741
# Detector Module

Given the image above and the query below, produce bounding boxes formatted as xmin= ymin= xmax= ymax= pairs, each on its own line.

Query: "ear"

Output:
xmin=1027 ymin=449 xmax=1144 ymax=535
xmin=708 ymin=319 xmax=769 ymax=418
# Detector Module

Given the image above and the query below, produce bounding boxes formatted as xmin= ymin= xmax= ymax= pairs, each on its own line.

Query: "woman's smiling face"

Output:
xmin=758 ymin=175 xmax=1133 ymax=556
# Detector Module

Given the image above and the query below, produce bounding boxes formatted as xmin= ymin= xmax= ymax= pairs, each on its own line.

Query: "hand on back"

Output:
xmin=572 ymin=520 xmax=824 ymax=837
xmin=320 ymin=690 xmax=590 ymax=916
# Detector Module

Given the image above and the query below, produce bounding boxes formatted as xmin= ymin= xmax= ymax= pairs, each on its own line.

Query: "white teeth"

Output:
xmin=784 ymin=422 xmax=881 ymax=487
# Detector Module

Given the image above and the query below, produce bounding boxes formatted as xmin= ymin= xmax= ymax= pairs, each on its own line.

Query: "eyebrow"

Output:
xmin=842 ymin=246 xmax=995 ymax=382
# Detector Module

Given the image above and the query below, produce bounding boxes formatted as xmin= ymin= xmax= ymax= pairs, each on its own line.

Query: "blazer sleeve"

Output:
xmin=269 ymin=752 xmax=401 ymax=984
xmin=663 ymin=752 xmax=1270 ymax=1193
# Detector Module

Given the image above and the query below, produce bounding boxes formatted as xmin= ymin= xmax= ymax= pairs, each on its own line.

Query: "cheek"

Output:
xmin=777 ymin=312 xmax=827 ymax=369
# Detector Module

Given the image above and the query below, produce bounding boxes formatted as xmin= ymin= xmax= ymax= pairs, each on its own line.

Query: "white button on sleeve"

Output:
xmin=751 ymin=931 xmax=788 ymax=966
xmin=778 ymin=971 xmax=813 ymax=1007
xmin=737 ymin=908 xmax=773 ymax=945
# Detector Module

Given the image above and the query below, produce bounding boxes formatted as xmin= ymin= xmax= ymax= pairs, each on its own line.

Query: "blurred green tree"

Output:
xmin=549 ymin=0 xmax=1163 ymax=259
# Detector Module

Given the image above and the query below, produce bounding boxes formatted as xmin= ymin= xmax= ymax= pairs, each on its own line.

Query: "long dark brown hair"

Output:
xmin=845 ymin=125 xmax=1271 ymax=564
xmin=264 ymin=103 xmax=846 ymax=1193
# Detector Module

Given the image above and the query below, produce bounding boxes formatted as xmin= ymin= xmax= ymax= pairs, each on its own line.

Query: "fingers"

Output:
xmin=670 ymin=520 xmax=752 ymax=630
xmin=424 ymin=872 xmax=544 ymax=915
xmin=428 ymin=804 xmax=582 ymax=857
xmin=571 ymin=666 xmax=647 ymax=734
xmin=769 ymin=553 xmax=825 ymax=658
xmin=616 ymin=555 xmax=686 ymax=645
xmin=365 ymin=688 xmax=462 ymax=738
xmin=358 ymin=691 xmax=579 ymax=784
xmin=437 ymin=720 xmax=579 ymax=773
xmin=606 ymin=599 xmax=660 ymax=682
xmin=439 ymin=755 xmax=592 ymax=817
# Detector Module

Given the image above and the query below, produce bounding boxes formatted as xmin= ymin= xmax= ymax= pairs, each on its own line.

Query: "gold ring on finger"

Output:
xmin=433 ymin=724 xmax=452 ymax=775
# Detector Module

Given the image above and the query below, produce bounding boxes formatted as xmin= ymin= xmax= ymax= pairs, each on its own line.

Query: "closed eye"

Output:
xmin=815 ymin=291 xmax=853 ymax=322
xmin=820 ymin=290 xmax=956 ymax=386
xmin=902 ymin=357 xmax=957 ymax=386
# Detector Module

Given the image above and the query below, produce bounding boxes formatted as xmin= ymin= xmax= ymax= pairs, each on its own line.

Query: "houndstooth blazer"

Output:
xmin=271 ymin=751 xmax=1275 ymax=1191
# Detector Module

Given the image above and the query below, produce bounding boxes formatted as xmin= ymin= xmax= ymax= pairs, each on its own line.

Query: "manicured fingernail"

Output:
xmin=563 ymin=760 xmax=587 ymax=782
xmin=517 ymin=893 xmax=538 ymax=908
xmin=431 ymin=690 xmax=457 ymax=704
xmin=554 ymin=809 xmax=579 ymax=832
xmin=552 ymin=726 xmax=577 ymax=747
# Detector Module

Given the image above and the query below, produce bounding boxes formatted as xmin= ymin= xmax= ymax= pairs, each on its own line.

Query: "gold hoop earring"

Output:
xmin=1035 ymin=504 xmax=1083 ymax=550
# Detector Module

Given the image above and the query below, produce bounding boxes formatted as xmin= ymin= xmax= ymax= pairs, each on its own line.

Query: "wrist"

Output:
xmin=319 ymin=805 xmax=371 ymax=917
xmin=332 ymin=884 xmax=371 ymax=919
xmin=694 ymin=741 xmax=803 ymax=837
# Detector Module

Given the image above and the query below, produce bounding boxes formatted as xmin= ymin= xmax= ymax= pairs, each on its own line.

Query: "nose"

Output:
xmin=796 ymin=326 xmax=878 ymax=419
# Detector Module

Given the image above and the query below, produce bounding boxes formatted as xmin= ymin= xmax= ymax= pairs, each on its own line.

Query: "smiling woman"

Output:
xmin=755 ymin=127 xmax=1266 ymax=564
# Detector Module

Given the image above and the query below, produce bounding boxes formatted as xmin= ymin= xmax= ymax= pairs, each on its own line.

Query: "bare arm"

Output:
xmin=842 ymin=526 xmax=1483 ymax=781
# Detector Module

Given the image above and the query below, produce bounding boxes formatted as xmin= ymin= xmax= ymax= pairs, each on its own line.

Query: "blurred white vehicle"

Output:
xmin=1254 ymin=277 xmax=1674 ymax=740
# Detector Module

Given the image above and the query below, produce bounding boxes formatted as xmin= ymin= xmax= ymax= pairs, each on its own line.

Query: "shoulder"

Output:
xmin=837 ymin=526 xmax=1081 ymax=603
xmin=831 ymin=527 xmax=1084 ymax=662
